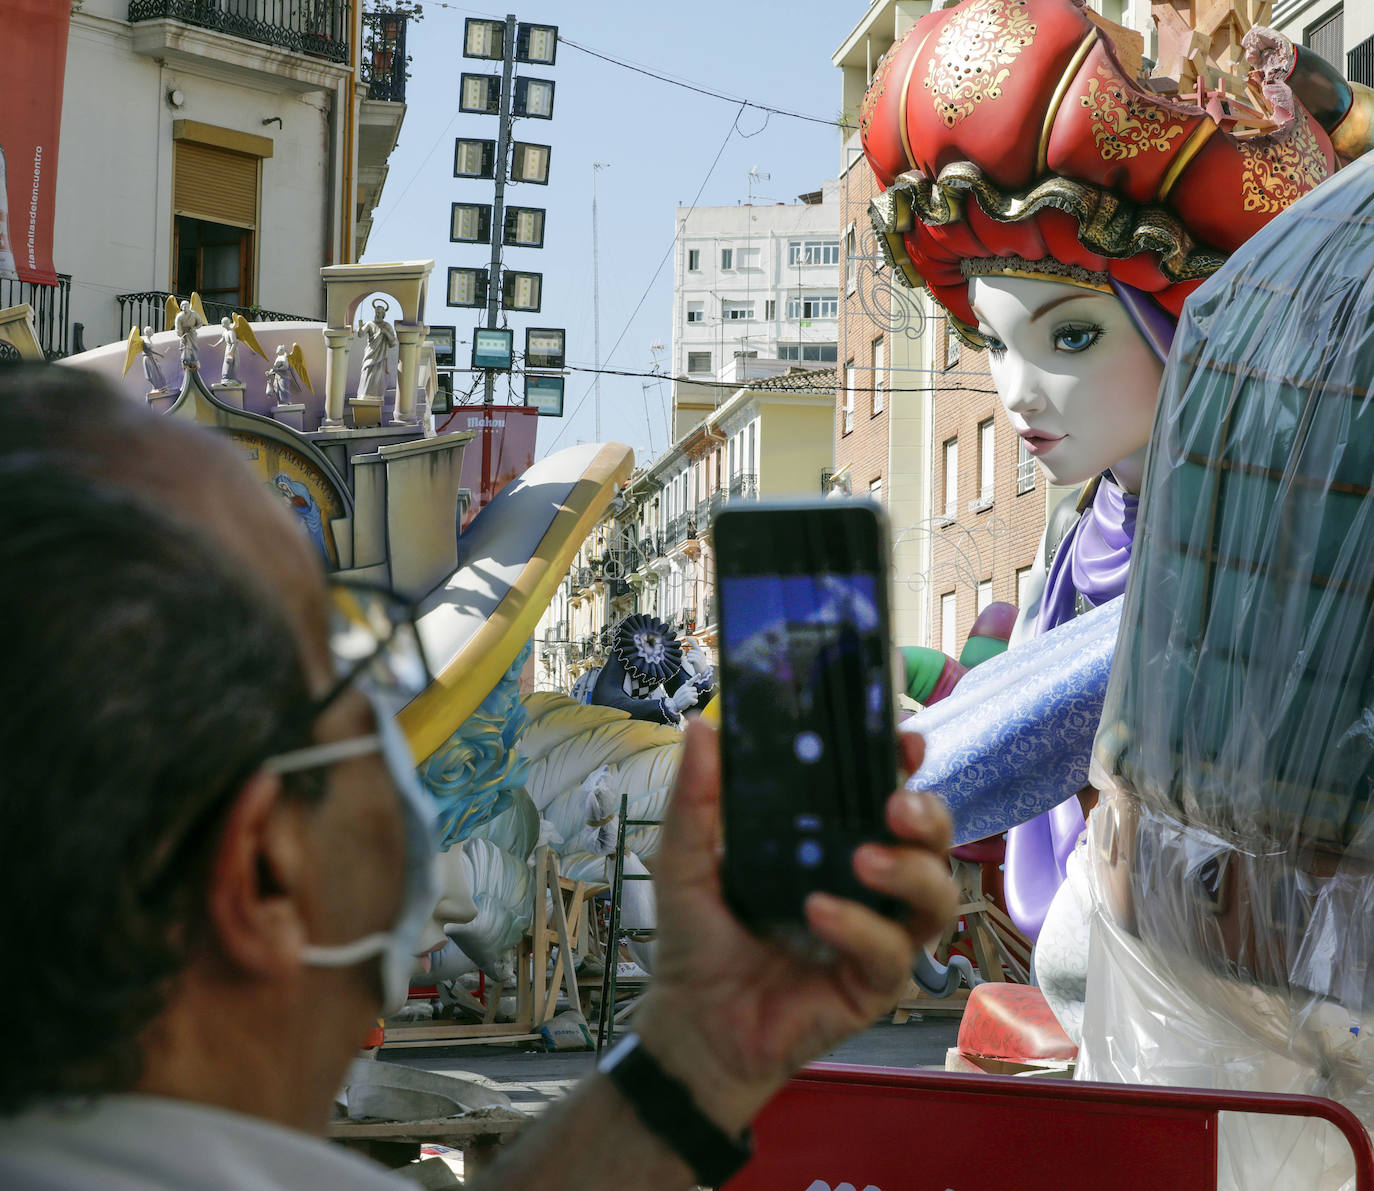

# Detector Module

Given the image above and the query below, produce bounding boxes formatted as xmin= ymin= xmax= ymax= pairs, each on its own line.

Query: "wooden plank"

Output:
xmin=531 ymin=847 xmax=550 ymax=1027
xmin=327 ymin=1109 xmax=530 ymax=1145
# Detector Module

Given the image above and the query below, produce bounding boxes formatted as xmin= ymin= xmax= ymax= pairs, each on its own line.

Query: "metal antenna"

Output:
xmin=592 ymin=161 xmax=610 ymax=440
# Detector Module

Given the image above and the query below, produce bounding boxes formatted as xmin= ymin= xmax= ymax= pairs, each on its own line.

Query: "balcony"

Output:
xmin=116 ymin=290 xmax=318 ymax=340
xmin=361 ymin=10 xmax=407 ymax=102
xmin=128 ymin=1 xmax=352 ymax=92
xmin=129 ymin=0 xmax=351 ymax=61
xmin=1 ymin=274 xmax=72 ymax=359
xmin=728 ymin=472 xmax=760 ymax=501
xmin=355 ymin=10 xmax=410 ymax=257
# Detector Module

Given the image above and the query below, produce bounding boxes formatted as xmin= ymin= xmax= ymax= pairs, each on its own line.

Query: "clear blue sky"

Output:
xmin=363 ymin=1 xmax=857 ymax=463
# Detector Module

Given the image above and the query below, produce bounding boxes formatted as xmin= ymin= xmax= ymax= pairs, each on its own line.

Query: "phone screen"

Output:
xmin=715 ymin=502 xmax=897 ymax=933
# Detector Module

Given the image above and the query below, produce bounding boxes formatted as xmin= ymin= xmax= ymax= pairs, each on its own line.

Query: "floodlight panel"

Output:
xmin=472 ymin=328 xmax=514 ymax=371
xmin=514 ymin=77 xmax=555 ymax=119
xmin=429 ymin=324 xmax=457 ymax=367
xmin=505 ymin=206 xmax=546 ymax=248
xmin=525 ymin=373 xmax=565 ymax=416
xmin=451 ymin=202 xmax=493 ymax=243
xmin=517 ymin=23 xmax=558 ymax=65
xmin=525 ymin=327 xmax=565 ymax=370
xmin=503 ymin=271 xmax=543 ymax=312
xmin=454 ymin=139 xmax=495 ymax=179
xmin=459 ymin=73 xmax=499 ymax=114
xmin=464 ymin=18 xmax=505 ymax=59
xmin=510 ymin=142 xmax=551 ymax=185
xmin=447 ymin=267 xmax=488 ymax=308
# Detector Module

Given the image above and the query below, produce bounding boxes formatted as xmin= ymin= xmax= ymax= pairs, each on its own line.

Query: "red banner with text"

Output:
xmin=0 ymin=1 xmax=70 ymax=285
xmin=455 ymin=405 xmax=541 ymax=529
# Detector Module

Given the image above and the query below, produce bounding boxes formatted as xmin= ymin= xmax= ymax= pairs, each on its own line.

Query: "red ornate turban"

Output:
xmin=860 ymin=0 xmax=1336 ymax=331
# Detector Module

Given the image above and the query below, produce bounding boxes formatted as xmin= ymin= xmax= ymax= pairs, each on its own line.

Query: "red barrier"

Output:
xmin=725 ymin=1064 xmax=1374 ymax=1191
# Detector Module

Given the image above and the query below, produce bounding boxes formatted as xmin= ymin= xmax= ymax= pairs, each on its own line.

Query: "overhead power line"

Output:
xmin=559 ymin=37 xmax=852 ymax=130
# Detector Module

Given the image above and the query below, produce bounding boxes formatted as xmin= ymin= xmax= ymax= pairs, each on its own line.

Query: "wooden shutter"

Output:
xmin=173 ymin=141 xmax=259 ymax=229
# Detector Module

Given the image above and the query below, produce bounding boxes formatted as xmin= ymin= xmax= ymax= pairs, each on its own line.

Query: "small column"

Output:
xmin=391 ymin=322 xmax=423 ymax=425
xmin=321 ymin=325 xmax=350 ymax=430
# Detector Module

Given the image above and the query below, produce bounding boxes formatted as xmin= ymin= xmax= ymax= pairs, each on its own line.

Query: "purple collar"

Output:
xmin=1035 ymin=476 xmax=1138 ymax=635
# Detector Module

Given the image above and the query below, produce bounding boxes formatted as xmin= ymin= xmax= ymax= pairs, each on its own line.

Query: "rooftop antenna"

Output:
xmin=592 ymin=162 xmax=611 ymax=440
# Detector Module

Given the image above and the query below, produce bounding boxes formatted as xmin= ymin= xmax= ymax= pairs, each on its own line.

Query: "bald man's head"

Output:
xmin=0 ymin=365 xmax=332 ymax=1111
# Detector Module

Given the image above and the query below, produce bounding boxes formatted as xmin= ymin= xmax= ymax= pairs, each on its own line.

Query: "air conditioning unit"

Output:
xmin=934 ymin=513 xmax=956 ymax=528
xmin=968 ymin=495 xmax=994 ymax=513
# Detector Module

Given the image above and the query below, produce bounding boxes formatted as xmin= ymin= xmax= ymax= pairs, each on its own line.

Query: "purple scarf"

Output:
xmin=1035 ymin=477 xmax=1138 ymax=636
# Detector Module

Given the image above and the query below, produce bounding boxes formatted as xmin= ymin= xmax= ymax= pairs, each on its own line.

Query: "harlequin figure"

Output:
xmin=860 ymin=0 xmax=1371 ymax=1040
xmin=587 ymin=614 xmax=715 ymax=726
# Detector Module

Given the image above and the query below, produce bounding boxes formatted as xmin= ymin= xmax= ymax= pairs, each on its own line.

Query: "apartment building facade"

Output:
xmin=670 ymin=180 xmax=842 ymax=438
xmin=5 ymin=0 xmax=409 ymax=357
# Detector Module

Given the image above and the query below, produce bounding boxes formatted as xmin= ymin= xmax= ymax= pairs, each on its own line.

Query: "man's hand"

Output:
xmin=633 ymin=720 xmax=958 ymax=1135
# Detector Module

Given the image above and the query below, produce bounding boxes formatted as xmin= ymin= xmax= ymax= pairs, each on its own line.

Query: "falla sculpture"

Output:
xmin=860 ymin=0 xmax=1374 ymax=1155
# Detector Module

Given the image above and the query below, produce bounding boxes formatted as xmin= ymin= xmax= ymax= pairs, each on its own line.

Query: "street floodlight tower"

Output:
xmin=455 ymin=14 xmax=562 ymax=409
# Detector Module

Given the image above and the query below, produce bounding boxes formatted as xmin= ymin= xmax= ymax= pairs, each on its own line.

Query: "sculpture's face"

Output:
xmin=969 ymin=276 xmax=1164 ymax=493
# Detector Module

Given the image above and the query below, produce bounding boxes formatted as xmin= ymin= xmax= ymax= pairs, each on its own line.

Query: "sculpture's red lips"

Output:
xmin=1017 ymin=429 xmax=1065 ymax=456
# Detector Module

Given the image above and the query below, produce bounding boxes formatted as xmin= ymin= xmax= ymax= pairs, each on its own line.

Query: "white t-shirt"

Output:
xmin=0 ymin=1094 xmax=411 ymax=1190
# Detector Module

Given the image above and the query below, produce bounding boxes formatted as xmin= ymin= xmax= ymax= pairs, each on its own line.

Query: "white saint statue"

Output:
xmin=355 ymin=299 xmax=398 ymax=399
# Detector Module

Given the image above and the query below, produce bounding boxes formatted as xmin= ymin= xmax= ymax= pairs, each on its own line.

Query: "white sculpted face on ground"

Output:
xmin=969 ymin=276 xmax=1163 ymax=494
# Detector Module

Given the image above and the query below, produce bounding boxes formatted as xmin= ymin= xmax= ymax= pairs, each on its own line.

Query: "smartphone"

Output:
xmin=713 ymin=500 xmax=899 ymax=945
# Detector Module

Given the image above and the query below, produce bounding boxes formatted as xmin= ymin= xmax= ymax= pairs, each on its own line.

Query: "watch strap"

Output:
xmin=599 ymin=1032 xmax=754 ymax=1186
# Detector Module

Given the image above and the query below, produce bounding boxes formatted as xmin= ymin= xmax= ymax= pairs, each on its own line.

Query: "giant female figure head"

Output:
xmin=861 ymin=0 xmax=1342 ymax=497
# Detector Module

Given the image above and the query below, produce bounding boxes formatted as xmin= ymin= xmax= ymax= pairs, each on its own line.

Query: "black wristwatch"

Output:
xmin=599 ymin=1033 xmax=754 ymax=1186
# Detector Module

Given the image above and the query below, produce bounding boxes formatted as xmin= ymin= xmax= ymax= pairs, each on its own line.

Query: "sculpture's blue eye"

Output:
xmin=1053 ymin=324 xmax=1104 ymax=353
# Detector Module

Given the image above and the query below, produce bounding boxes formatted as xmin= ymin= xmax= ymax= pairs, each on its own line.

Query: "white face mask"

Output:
xmin=970 ymin=276 xmax=1164 ymax=494
xmin=281 ymin=695 xmax=440 ymax=1014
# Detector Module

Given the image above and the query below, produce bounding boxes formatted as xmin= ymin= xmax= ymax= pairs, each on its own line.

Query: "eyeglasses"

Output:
xmin=259 ymin=579 xmax=432 ymax=775
xmin=138 ymin=581 xmax=431 ymax=897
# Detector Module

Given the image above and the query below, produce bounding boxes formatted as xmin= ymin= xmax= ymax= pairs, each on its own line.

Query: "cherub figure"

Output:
xmin=355 ymin=298 xmax=398 ymax=399
xmin=1243 ymin=26 xmax=1297 ymax=124
xmin=173 ymin=299 xmax=203 ymax=370
xmin=120 ymin=325 xmax=172 ymax=397
xmin=211 ymin=313 xmax=267 ymax=385
xmin=265 ymin=342 xmax=311 ymax=406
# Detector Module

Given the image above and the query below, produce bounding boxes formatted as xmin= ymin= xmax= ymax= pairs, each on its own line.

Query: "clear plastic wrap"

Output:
xmin=1081 ymin=150 xmax=1374 ymax=1187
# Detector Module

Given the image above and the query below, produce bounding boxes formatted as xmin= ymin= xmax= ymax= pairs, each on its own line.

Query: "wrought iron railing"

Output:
xmin=1351 ymin=35 xmax=1374 ymax=88
xmin=361 ymin=10 xmax=408 ymax=102
xmin=116 ymin=291 xmax=318 ymax=340
xmin=0 ymin=273 xmax=71 ymax=359
xmin=728 ymin=472 xmax=759 ymax=500
xmin=127 ymin=0 xmax=352 ymax=64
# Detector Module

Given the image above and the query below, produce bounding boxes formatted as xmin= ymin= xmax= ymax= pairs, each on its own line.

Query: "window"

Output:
xmin=777 ymin=342 xmax=837 ymax=362
xmin=1305 ymin=7 xmax=1344 ymax=70
xmin=786 ymin=293 xmax=839 ymax=320
xmin=977 ymin=579 xmax=993 ymax=615
xmin=686 ymin=301 xmax=704 ymax=324
xmin=1017 ymin=436 xmax=1036 ymax=493
xmin=788 ymin=239 xmax=840 ymax=266
xmin=1016 ymin=565 xmax=1035 ymax=610
xmin=721 ymin=248 xmax=733 ymax=270
xmin=737 ymin=246 xmax=761 ymax=269
xmin=845 ymin=224 xmax=858 ymax=294
xmin=945 ymin=325 xmax=961 ymax=369
xmin=843 ymin=361 xmax=856 ymax=435
xmin=943 ymin=437 xmax=958 ymax=518
xmin=872 ymin=336 xmax=886 ymax=416
xmin=977 ymin=418 xmax=995 ymax=505
xmin=940 ymin=592 xmax=957 ymax=658
xmin=687 ymin=351 xmax=711 ymax=373
xmin=869 ymin=476 xmax=883 ymax=504
xmin=688 ymin=248 xmax=700 ymax=271
xmin=764 ymin=299 xmax=775 ymax=320
xmin=722 ymin=300 xmax=753 ymax=321
xmin=172 ymin=128 xmax=268 ymax=306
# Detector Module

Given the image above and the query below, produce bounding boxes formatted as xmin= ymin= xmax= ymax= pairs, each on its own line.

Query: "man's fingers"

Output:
xmin=898 ymin=731 xmax=925 ymax=782
xmin=852 ymin=843 xmax=960 ymax=944
xmin=654 ymin=717 xmax=722 ymax=887
xmin=805 ymin=893 xmax=913 ymax=1001
xmin=885 ymin=789 xmax=953 ymax=853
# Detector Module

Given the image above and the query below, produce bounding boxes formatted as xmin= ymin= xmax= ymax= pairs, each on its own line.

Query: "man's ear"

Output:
xmin=205 ymin=770 xmax=313 ymax=979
